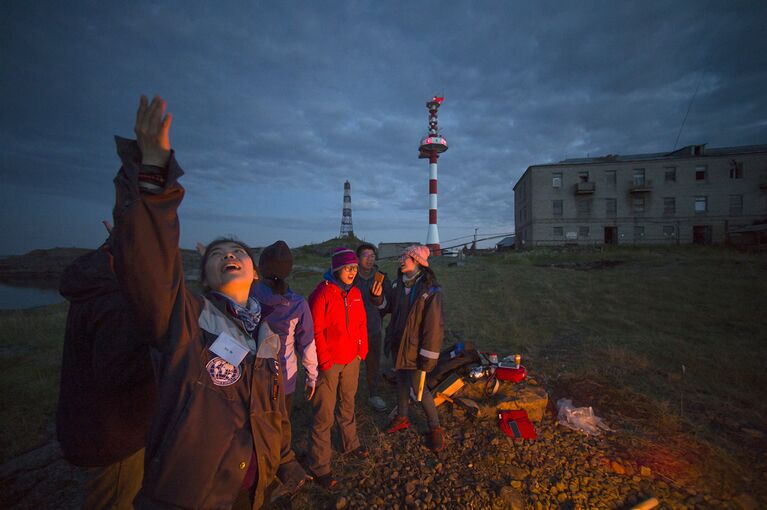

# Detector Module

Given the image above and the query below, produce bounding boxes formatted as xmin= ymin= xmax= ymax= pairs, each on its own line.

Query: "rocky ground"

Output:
xmin=2 ymin=381 xmax=764 ymax=509
xmin=282 ymin=403 xmax=761 ymax=510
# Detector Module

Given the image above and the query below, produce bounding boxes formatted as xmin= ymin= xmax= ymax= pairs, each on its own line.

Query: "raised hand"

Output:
xmin=134 ymin=95 xmax=173 ymax=167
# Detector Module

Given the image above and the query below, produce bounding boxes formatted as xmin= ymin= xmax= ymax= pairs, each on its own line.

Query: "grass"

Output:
xmin=432 ymin=246 xmax=767 ymax=487
xmin=1 ymin=245 xmax=765 ymax=496
xmin=0 ymin=302 xmax=68 ymax=462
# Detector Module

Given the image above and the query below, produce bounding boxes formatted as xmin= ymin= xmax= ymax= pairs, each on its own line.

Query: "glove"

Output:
xmin=418 ymin=355 xmax=437 ymax=373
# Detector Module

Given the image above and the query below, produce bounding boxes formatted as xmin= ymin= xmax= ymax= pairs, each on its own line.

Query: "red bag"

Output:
xmin=495 ymin=365 xmax=526 ymax=383
xmin=498 ymin=409 xmax=537 ymax=440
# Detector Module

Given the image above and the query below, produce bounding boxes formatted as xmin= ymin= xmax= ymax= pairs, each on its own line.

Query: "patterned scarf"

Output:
xmin=211 ymin=292 xmax=262 ymax=335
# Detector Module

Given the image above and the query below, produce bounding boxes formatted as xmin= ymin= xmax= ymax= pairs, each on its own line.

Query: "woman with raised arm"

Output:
xmin=110 ymin=95 xmax=297 ymax=509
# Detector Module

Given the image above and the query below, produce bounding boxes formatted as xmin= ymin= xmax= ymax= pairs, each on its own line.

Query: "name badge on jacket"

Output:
xmin=209 ymin=331 xmax=249 ymax=366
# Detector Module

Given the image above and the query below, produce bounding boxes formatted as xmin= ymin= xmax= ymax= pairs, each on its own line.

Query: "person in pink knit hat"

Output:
xmin=382 ymin=245 xmax=446 ymax=451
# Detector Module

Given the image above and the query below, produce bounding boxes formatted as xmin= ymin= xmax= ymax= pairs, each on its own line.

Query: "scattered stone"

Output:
xmin=507 ymin=464 xmax=529 ymax=480
xmin=498 ymin=486 xmax=525 ymax=510
xmin=742 ymin=428 xmax=765 ymax=439
xmin=1 ymin=383 xmax=758 ymax=510
xmin=734 ymin=493 xmax=759 ymax=510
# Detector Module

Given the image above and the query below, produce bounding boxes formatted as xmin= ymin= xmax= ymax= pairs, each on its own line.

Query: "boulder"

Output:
xmin=457 ymin=380 xmax=548 ymax=422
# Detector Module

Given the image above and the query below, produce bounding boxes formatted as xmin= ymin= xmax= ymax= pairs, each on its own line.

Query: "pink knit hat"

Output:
xmin=331 ymin=247 xmax=359 ymax=272
xmin=402 ymin=245 xmax=430 ymax=267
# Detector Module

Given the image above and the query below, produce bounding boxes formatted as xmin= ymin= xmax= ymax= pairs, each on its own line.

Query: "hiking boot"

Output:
xmin=385 ymin=415 xmax=410 ymax=433
xmin=369 ymin=395 xmax=387 ymax=411
xmin=425 ymin=426 xmax=445 ymax=451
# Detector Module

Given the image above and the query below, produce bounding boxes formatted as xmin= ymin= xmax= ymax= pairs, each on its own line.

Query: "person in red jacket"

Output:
xmin=307 ymin=247 xmax=369 ymax=489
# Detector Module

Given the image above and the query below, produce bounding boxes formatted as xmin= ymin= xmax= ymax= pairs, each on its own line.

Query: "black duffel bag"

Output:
xmin=426 ymin=341 xmax=481 ymax=390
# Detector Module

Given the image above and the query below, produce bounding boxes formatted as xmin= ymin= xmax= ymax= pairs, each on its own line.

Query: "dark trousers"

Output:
xmin=308 ymin=357 xmax=361 ymax=477
xmin=83 ymin=448 xmax=144 ymax=510
xmin=365 ymin=331 xmax=382 ymax=397
xmin=395 ymin=369 xmax=440 ymax=430
xmin=285 ymin=392 xmax=294 ymax=419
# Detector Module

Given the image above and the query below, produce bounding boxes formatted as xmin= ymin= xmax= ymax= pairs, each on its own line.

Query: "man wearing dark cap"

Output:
xmin=354 ymin=242 xmax=392 ymax=411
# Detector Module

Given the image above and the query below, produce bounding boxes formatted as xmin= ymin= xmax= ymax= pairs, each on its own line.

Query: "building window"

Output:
xmin=552 ymin=172 xmax=562 ymax=188
xmin=729 ymin=194 xmax=743 ymax=215
xmin=605 ymin=198 xmax=617 ymax=217
xmin=553 ymin=200 xmax=563 ymax=217
xmin=695 ymin=196 xmax=708 ymax=213
xmin=579 ymin=226 xmax=590 ymax=238
xmin=663 ymin=197 xmax=675 ymax=216
xmin=663 ymin=225 xmax=676 ymax=239
xmin=633 ymin=168 xmax=646 ymax=186
xmin=578 ymin=171 xmax=589 ymax=183
xmin=695 ymin=165 xmax=707 ymax=181
xmin=634 ymin=225 xmax=645 ymax=240
xmin=605 ymin=170 xmax=616 ymax=187
xmin=553 ymin=226 xmax=563 ymax=237
xmin=576 ymin=198 xmax=592 ymax=217
xmin=633 ymin=197 xmax=645 ymax=214
xmin=664 ymin=167 xmax=676 ymax=182
xmin=729 ymin=161 xmax=743 ymax=179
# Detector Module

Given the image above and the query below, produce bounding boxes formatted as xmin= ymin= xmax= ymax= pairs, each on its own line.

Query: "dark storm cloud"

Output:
xmin=1 ymin=0 xmax=765 ymax=253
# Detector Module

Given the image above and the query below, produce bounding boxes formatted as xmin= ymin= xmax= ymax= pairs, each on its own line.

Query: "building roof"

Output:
xmin=553 ymin=143 xmax=767 ymax=166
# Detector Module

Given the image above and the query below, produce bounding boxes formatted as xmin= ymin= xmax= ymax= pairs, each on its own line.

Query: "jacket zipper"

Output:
xmin=343 ymin=292 xmax=349 ymax=331
xmin=342 ymin=290 xmax=360 ymax=351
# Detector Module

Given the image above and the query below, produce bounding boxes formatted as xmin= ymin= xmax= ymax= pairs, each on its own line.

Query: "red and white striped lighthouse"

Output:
xmin=418 ymin=96 xmax=448 ymax=256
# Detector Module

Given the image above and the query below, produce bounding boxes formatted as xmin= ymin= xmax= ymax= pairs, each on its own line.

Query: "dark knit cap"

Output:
xmin=258 ymin=241 xmax=293 ymax=280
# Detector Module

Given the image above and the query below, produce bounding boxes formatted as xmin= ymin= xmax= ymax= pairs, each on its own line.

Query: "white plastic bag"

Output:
xmin=556 ymin=398 xmax=612 ymax=435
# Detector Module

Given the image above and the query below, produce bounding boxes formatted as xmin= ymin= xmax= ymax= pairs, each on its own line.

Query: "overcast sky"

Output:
xmin=1 ymin=1 xmax=765 ymax=255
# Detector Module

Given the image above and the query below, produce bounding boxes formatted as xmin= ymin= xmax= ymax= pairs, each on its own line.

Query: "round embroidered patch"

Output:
xmin=206 ymin=357 xmax=241 ymax=386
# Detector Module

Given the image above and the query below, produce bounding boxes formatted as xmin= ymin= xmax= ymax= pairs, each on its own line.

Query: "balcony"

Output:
xmin=574 ymin=181 xmax=595 ymax=194
xmin=629 ymin=179 xmax=653 ymax=193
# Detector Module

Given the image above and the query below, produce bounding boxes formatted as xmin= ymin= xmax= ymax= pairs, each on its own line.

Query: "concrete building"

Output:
xmin=377 ymin=242 xmax=419 ymax=260
xmin=513 ymin=144 xmax=767 ymax=248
